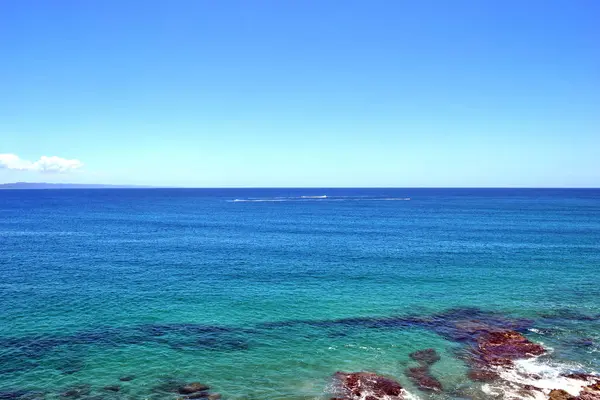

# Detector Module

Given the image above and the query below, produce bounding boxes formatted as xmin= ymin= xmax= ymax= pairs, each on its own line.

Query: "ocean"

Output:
xmin=1 ymin=188 xmax=599 ymax=399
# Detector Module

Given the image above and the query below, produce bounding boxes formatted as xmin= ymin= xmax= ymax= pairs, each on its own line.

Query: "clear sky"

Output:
xmin=1 ymin=0 xmax=598 ymax=187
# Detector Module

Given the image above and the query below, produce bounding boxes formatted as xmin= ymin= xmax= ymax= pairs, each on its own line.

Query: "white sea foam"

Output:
xmin=330 ymin=388 xmax=421 ymax=400
xmin=402 ymin=389 xmax=422 ymax=400
xmin=228 ymin=196 xmax=411 ymax=203
xmin=378 ymin=197 xmax=411 ymax=201
xmin=324 ymin=374 xmax=422 ymax=400
xmin=229 ymin=199 xmax=286 ymax=202
xmin=481 ymin=356 xmax=598 ymax=399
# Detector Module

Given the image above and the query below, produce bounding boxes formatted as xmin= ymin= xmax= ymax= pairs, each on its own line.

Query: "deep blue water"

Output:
xmin=1 ymin=188 xmax=599 ymax=399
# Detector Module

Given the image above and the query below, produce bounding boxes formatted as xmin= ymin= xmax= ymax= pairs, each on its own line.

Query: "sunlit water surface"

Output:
xmin=1 ymin=189 xmax=599 ymax=399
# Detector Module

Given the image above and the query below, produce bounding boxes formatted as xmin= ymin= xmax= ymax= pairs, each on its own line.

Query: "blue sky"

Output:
xmin=1 ymin=0 xmax=598 ymax=187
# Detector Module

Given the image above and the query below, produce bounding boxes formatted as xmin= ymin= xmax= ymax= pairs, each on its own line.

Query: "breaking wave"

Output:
xmin=481 ymin=355 xmax=599 ymax=399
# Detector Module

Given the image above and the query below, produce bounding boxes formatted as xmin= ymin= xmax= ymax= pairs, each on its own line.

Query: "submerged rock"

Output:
xmin=409 ymin=348 xmax=440 ymax=365
xmin=405 ymin=348 xmax=443 ymax=392
xmin=57 ymin=363 xmax=84 ymax=375
xmin=151 ymin=378 xmax=220 ymax=400
xmin=177 ymin=391 xmax=222 ymax=400
xmin=17 ymin=393 xmax=45 ymax=400
xmin=0 ymin=392 xmax=32 ymax=400
xmin=572 ymin=338 xmax=595 ymax=348
xmin=331 ymin=371 xmax=404 ymax=400
xmin=60 ymin=385 xmax=91 ymax=399
xmin=178 ymin=393 xmax=210 ymax=400
xmin=405 ymin=366 xmax=442 ymax=392
xmin=152 ymin=377 xmax=186 ymax=394
xmin=178 ymin=382 xmax=210 ymax=395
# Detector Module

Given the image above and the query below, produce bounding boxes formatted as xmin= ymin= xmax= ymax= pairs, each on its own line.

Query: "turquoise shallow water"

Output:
xmin=1 ymin=188 xmax=599 ymax=399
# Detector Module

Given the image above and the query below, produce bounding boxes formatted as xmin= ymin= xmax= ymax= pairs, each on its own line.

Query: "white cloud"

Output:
xmin=0 ymin=153 xmax=83 ymax=173
xmin=0 ymin=154 xmax=31 ymax=170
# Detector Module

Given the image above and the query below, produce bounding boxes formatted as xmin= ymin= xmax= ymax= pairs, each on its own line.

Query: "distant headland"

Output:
xmin=0 ymin=182 xmax=150 ymax=189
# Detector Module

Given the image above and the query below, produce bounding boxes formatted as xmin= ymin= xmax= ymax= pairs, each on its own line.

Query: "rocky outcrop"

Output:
xmin=575 ymin=377 xmax=600 ymax=400
xmin=549 ymin=389 xmax=574 ymax=400
xmin=331 ymin=372 xmax=405 ymax=400
xmin=474 ymin=330 xmax=546 ymax=366
xmin=547 ymin=377 xmax=600 ymax=400
xmin=465 ymin=329 xmax=545 ymax=383
xmin=562 ymin=373 xmax=600 ymax=399
xmin=459 ymin=329 xmax=600 ymax=400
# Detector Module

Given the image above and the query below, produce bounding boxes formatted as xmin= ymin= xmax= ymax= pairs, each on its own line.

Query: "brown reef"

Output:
xmin=331 ymin=371 xmax=405 ymax=400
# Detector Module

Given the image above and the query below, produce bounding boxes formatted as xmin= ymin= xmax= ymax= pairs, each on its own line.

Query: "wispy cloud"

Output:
xmin=0 ymin=153 xmax=83 ymax=173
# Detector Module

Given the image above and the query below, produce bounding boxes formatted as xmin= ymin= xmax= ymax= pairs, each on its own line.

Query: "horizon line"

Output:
xmin=0 ymin=183 xmax=599 ymax=190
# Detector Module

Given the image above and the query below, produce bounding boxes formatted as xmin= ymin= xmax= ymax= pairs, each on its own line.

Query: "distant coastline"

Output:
xmin=0 ymin=182 xmax=151 ymax=189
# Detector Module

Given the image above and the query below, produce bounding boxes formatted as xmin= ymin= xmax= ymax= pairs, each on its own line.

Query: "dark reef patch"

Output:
xmin=149 ymin=377 xmax=219 ymax=400
xmin=409 ymin=348 xmax=440 ymax=365
xmin=256 ymin=307 xmax=535 ymax=342
xmin=0 ymin=352 xmax=40 ymax=375
xmin=0 ymin=391 xmax=33 ymax=400
xmin=60 ymin=384 xmax=91 ymax=399
xmin=538 ymin=309 xmax=600 ymax=322
xmin=178 ymin=382 xmax=210 ymax=394
xmin=571 ymin=337 xmax=595 ymax=348
xmin=405 ymin=366 xmax=443 ymax=392
xmin=151 ymin=377 xmax=187 ymax=395
xmin=2 ymin=306 xmax=599 ymax=400
xmin=0 ymin=307 xmax=547 ymax=369
xmin=405 ymin=348 xmax=443 ymax=392
xmin=54 ymin=354 xmax=86 ymax=375
xmin=0 ymin=323 xmax=251 ymax=376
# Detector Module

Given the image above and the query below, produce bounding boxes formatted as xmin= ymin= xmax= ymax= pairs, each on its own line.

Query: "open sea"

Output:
xmin=1 ymin=188 xmax=599 ymax=399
